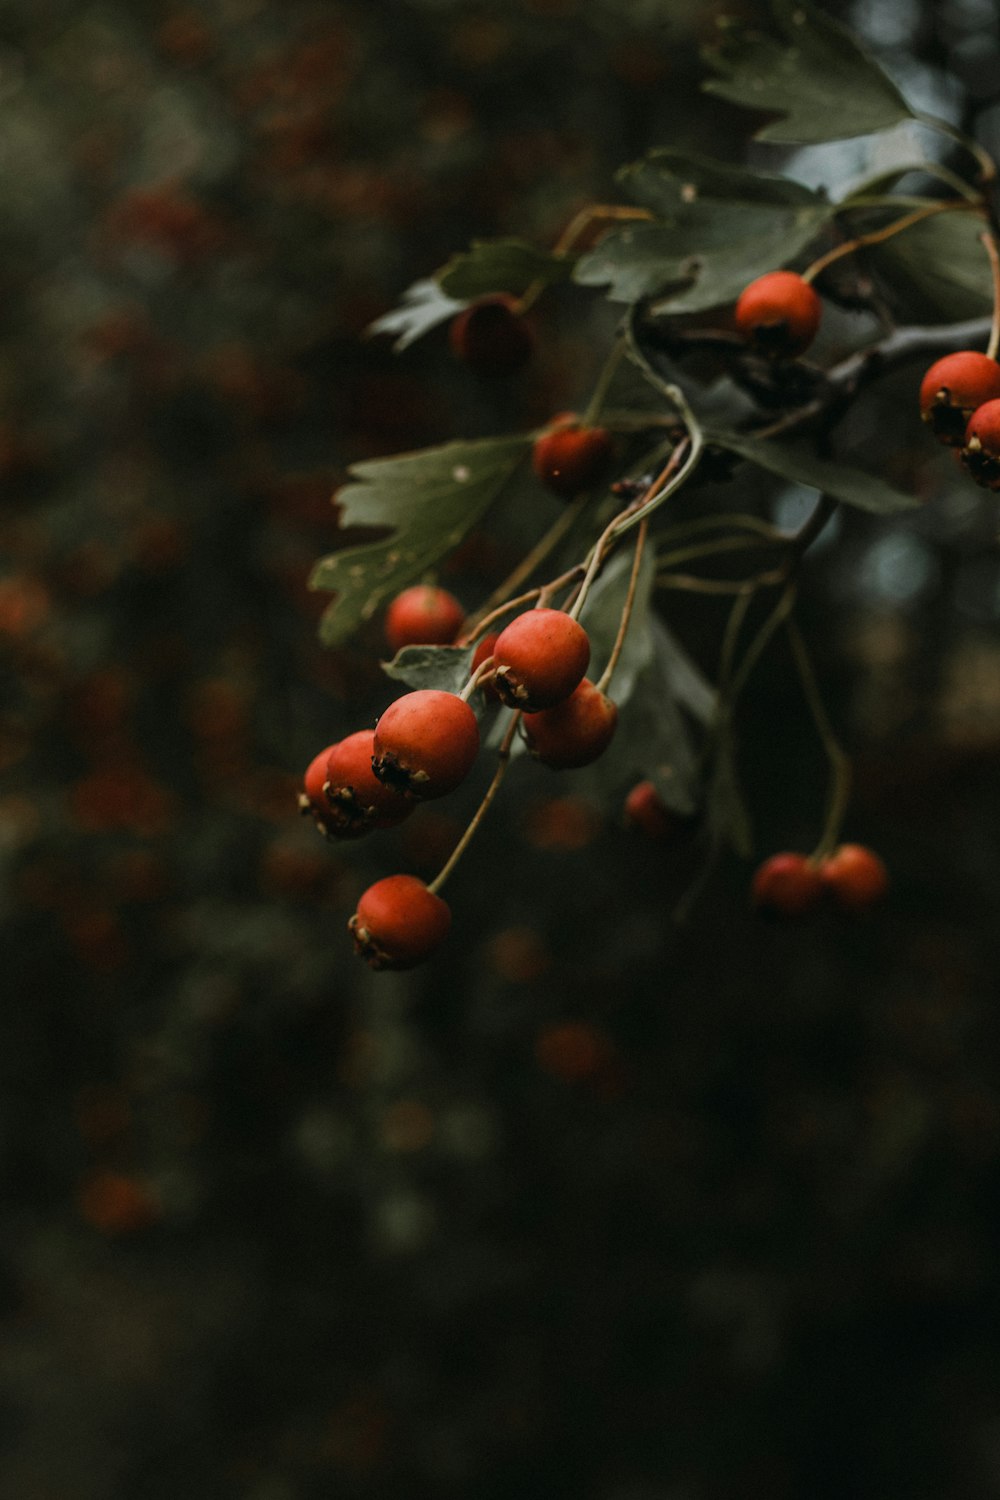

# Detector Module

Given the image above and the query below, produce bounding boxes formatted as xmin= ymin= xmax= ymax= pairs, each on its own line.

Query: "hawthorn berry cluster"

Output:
xmin=301 ymin=9 xmax=1000 ymax=967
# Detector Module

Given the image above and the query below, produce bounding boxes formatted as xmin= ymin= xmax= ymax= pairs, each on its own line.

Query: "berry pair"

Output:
xmin=752 ymin=845 xmax=888 ymax=916
xmin=919 ymin=351 xmax=1000 ymax=488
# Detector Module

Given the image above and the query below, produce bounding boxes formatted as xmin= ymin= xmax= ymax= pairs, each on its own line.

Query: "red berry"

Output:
xmin=299 ymin=745 xmax=340 ymax=836
xmin=448 ymin=294 xmax=533 ymax=376
xmin=348 ymin=874 xmax=451 ymax=970
xmin=521 ymin=678 xmax=617 ymax=769
xmin=734 ymin=271 xmax=821 ymax=357
xmin=752 ymin=852 xmax=824 ymax=916
xmin=962 ymin=398 xmax=1000 ymax=489
xmin=624 ymin=779 xmax=673 ymax=840
xmin=492 ymin=608 xmax=590 ymax=711
xmin=532 ymin=415 xmax=613 ymax=499
xmin=372 ymin=689 xmax=479 ymax=799
xmin=323 ymin=730 xmax=415 ymax=836
xmin=919 ymin=352 xmax=1000 ymax=446
xmin=820 ymin=843 xmax=888 ymax=911
xmin=384 ymin=585 xmax=465 ymax=654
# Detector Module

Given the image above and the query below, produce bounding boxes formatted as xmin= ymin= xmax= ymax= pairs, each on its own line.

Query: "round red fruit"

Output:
xmin=532 ymin=416 xmax=613 ymax=499
xmin=299 ymin=745 xmax=340 ymax=836
xmin=324 ymin=730 xmax=415 ymax=836
xmin=522 ymin=679 xmax=617 ymax=769
xmin=492 ymin=608 xmax=590 ymax=711
xmin=372 ymin=689 xmax=479 ymax=799
xmin=448 ymin=294 xmax=533 ymax=376
xmin=752 ymin=852 xmax=824 ymax=916
xmin=919 ymin=352 xmax=1000 ymax=446
xmin=349 ymin=874 xmax=451 ymax=970
xmin=624 ymin=779 xmax=673 ymax=840
xmin=734 ymin=271 xmax=821 ymax=358
xmin=384 ymin=585 xmax=465 ymax=654
xmin=820 ymin=843 xmax=888 ymax=911
xmin=962 ymin=398 xmax=1000 ymax=489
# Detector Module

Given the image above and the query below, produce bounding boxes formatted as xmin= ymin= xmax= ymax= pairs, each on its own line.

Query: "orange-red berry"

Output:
xmin=820 ymin=843 xmax=888 ymax=911
xmin=734 ymin=271 xmax=821 ymax=357
xmin=384 ymin=585 xmax=465 ymax=654
xmin=349 ymin=874 xmax=451 ymax=969
xmin=752 ymin=852 xmax=824 ymax=916
xmin=300 ymin=745 xmax=340 ymax=836
xmin=919 ymin=352 xmax=1000 ymax=446
xmin=492 ymin=608 xmax=590 ymax=711
xmin=624 ymin=779 xmax=673 ymax=840
xmin=962 ymin=397 xmax=1000 ymax=489
xmin=323 ymin=730 xmax=415 ymax=836
xmin=521 ymin=678 xmax=618 ymax=769
xmin=532 ymin=415 xmax=613 ymax=499
xmin=372 ymin=689 xmax=479 ymax=799
xmin=448 ymin=294 xmax=533 ymax=376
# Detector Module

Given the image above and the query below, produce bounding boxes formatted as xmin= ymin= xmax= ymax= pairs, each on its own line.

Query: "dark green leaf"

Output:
xmin=612 ymin=619 xmax=712 ymax=816
xmin=382 ymin=644 xmax=476 ymax=695
xmin=619 ymin=148 xmax=825 ymax=216
xmin=366 ymin=278 xmax=465 ymax=352
xmin=865 ymin=209 xmax=993 ymax=323
xmin=310 ymin=436 xmax=530 ymax=645
xmin=437 ymin=239 xmax=574 ymax=301
xmin=702 ymin=0 xmax=913 ymax=144
xmin=575 ymin=199 xmax=830 ymax=310
xmin=704 ymin=429 xmax=919 ymax=515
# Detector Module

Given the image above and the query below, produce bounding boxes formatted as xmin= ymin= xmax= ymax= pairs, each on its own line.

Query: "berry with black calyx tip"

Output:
xmin=820 ymin=843 xmax=889 ymax=911
xmin=448 ymin=294 xmax=533 ymax=376
xmin=349 ymin=874 xmax=451 ymax=970
xmin=385 ymin=585 xmax=465 ymax=654
xmin=624 ymin=779 xmax=674 ymax=841
xmin=919 ymin=352 xmax=1000 ymax=446
xmin=752 ymin=852 xmax=824 ymax=917
xmin=532 ymin=413 xmax=613 ymax=499
xmin=962 ymin=398 xmax=1000 ymax=489
xmin=492 ymin=608 xmax=590 ymax=712
xmin=324 ymin=730 xmax=415 ymax=836
xmin=734 ymin=271 xmax=821 ymax=358
xmin=372 ymin=689 xmax=479 ymax=799
xmin=521 ymin=678 xmax=617 ymax=769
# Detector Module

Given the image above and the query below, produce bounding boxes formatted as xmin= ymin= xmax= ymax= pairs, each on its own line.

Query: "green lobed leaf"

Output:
xmin=437 ymin=239 xmax=575 ymax=301
xmin=366 ymin=278 xmax=466 ymax=352
xmin=311 ymin=435 xmax=530 ymax=646
xmin=381 ymin=644 xmax=476 ymax=696
xmin=574 ymin=161 xmax=831 ymax=309
xmin=619 ymin=148 xmax=825 ymax=216
xmin=703 ymin=429 xmax=920 ymax=515
xmin=702 ymin=0 xmax=913 ymax=144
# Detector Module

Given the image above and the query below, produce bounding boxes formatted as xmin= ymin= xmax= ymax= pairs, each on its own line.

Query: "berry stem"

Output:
xmin=459 ymin=499 xmax=584 ymax=642
xmin=981 ymin=230 xmax=1000 ymax=361
xmin=802 ymin=198 xmax=981 ymax=285
xmin=459 ymin=655 xmax=495 ymax=701
xmin=596 ymin=517 xmax=648 ymax=694
xmin=516 ymin=204 xmax=654 ymax=313
xmin=427 ymin=712 xmax=521 ymax=896
xmin=582 ymin=338 xmax=628 ymax=427
xmin=785 ymin=616 xmax=852 ymax=861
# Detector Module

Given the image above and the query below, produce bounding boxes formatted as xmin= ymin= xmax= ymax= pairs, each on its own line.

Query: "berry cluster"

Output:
xmin=301 ymin=576 xmax=620 ymax=969
xmin=307 ymin=208 xmax=1000 ymax=964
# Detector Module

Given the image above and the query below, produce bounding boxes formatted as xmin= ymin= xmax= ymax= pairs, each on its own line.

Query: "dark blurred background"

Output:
xmin=4 ymin=1 xmax=1000 ymax=1496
